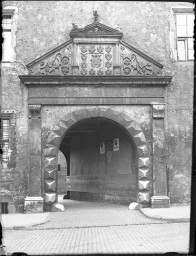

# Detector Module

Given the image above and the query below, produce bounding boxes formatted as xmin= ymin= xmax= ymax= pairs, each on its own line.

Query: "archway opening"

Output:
xmin=59 ymin=117 xmax=137 ymax=205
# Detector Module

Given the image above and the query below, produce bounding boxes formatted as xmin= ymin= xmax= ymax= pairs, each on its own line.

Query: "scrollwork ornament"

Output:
xmin=81 ymin=63 xmax=87 ymax=69
xmin=81 ymin=69 xmax=87 ymax=75
xmin=105 ymin=70 xmax=112 ymax=75
xmin=89 ymin=45 xmax=96 ymax=53
xmin=89 ymin=69 xmax=96 ymax=75
xmin=123 ymin=67 xmax=131 ymax=75
xmin=124 ymin=57 xmax=131 ymax=66
xmin=29 ymin=69 xmax=33 ymax=75
xmin=40 ymin=61 xmax=45 ymax=67
xmin=97 ymin=45 xmax=104 ymax=53
xmin=61 ymin=56 xmax=69 ymax=65
xmin=81 ymin=54 xmax=87 ymax=61
xmin=105 ymin=54 xmax=112 ymax=60
xmin=105 ymin=62 xmax=112 ymax=69
xmin=61 ymin=66 xmax=69 ymax=75
xmin=45 ymin=65 xmax=50 ymax=74
xmin=97 ymin=69 xmax=103 ymax=76
xmin=91 ymin=54 xmax=102 ymax=68
xmin=81 ymin=45 xmax=87 ymax=53
xmin=105 ymin=45 xmax=112 ymax=53
xmin=121 ymin=46 xmax=125 ymax=51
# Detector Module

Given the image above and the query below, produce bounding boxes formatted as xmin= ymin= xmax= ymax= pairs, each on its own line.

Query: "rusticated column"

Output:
xmin=24 ymin=105 xmax=43 ymax=213
xmin=151 ymin=103 xmax=170 ymax=208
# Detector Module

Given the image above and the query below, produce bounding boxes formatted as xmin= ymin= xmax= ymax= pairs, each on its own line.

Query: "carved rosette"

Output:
xmin=29 ymin=44 xmax=72 ymax=76
xmin=79 ymin=44 xmax=113 ymax=76
xmin=120 ymin=44 xmax=162 ymax=76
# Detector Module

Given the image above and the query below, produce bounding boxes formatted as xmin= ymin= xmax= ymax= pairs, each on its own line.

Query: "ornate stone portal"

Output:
xmin=19 ymin=12 xmax=172 ymax=212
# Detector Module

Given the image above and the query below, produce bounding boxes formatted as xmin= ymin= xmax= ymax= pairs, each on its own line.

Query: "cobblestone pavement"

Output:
xmin=33 ymin=200 xmax=167 ymax=229
xmin=2 ymin=200 xmax=190 ymax=255
xmin=3 ymin=223 xmax=189 ymax=255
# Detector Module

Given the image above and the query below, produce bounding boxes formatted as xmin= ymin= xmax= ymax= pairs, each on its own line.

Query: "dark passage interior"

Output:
xmin=58 ymin=117 xmax=137 ymax=205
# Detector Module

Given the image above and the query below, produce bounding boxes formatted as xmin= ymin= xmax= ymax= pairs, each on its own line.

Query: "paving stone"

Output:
xmin=3 ymin=223 xmax=189 ymax=255
xmin=32 ymin=200 xmax=166 ymax=230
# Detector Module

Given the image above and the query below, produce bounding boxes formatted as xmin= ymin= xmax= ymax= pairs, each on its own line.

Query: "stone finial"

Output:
xmin=93 ymin=11 xmax=99 ymax=23
xmin=72 ymin=23 xmax=78 ymax=30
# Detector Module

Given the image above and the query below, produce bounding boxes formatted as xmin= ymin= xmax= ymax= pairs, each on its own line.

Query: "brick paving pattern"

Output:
xmin=33 ymin=200 xmax=166 ymax=229
xmin=2 ymin=200 xmax=190 ymax=255
xmin=3 ymin=223 xmax=189 ymax=255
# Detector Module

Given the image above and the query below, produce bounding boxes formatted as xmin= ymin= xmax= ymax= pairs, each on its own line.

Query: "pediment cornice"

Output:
xmin=19 ymin=75 xmax=172 ymax=87
xmin=23 ymin=12 xmax=170 ymax=81
xmin=69 ymin=21 xmax=123 ymax=39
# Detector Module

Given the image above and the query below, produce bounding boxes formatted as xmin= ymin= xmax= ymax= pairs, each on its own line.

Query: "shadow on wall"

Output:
xmin=0 ymin=188 xmax=16 ymax=214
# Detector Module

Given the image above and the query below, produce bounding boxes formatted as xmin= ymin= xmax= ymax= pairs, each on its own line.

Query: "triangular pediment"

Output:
xmin=27 ymin=20 xmax=163 ymax=77
xmin=69 ymin=22 xmax=123 ymax=38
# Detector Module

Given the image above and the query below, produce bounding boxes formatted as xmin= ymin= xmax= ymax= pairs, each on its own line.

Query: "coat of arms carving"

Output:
xmin=91 ymin=54 xmax=102 ymax=68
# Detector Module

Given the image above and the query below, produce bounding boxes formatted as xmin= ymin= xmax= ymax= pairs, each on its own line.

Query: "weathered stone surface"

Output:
xmin=44 ymin=193 xmax=56 ymax=203
xmin=138 ymin=168 xmax=150 ymax=179
xmin=128 ymin=202 xmax=142 ymax=210
xmin=44 ymin=180 xmax=56 ymax=192
xmin=138 ymin=192 xmax=150 ymax=203
xmin=151 ymin=196 xmax=170 ymax=208
xmin=24 ymin=197 xmax=43 ymax=213
xmin=44 ymin=168 xmax=56 ymax=180
xmin=139 ymin=180 xmax=150 ymax=191
xmin=43 ymin=106 xmax=150 ymax=204
xmin=1 ymin=1 xmax=193 ymax=209
xmin=52 ymin=203 xmax=65 ymax=212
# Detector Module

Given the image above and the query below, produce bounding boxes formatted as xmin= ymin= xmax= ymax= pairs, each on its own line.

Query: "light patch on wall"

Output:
xmin=100 ymin=142 xmax=105 ymax=154
xmin=113 ymin=138 xmax=119 ymax=151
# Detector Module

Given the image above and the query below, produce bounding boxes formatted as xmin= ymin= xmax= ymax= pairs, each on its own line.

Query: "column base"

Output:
xmin=151 ymin=196 xmax=170 ymax=208
xmin=24 ymin=196 xmax=44 ymax=213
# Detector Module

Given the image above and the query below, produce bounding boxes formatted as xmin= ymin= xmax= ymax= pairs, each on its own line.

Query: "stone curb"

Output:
xmin=3 ymin=218 xmax=50 ymax=230
xmin=139 ymin=209 xmax=190 ymax=223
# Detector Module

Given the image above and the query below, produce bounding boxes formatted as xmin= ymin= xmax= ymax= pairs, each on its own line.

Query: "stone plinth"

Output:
xmin=24 ymin=196 xmax=43 ymax=213
xmin=151 ymin=196 xmax=170 ymax=208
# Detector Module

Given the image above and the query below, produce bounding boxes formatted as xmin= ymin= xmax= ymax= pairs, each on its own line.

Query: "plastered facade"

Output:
xmin=1 ymin=1 xmax=193 ymax=212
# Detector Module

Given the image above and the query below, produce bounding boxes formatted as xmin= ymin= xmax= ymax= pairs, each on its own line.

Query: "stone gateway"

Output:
xmin=1 ymin=2 xmax=193 ymax=213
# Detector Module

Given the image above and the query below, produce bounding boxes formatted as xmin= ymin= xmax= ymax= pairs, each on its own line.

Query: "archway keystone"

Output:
xmin=43 ymin=106 xmax=151 ymax=208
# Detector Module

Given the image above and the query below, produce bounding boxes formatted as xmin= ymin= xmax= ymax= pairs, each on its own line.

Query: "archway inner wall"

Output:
xmin=63 ymin=118 xmax=137 ymax=204
xmin=42 ymin=106 xmax=152 ymax=210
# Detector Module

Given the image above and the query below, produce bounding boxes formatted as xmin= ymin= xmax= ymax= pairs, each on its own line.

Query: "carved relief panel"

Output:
xmin=120 ymin=44 xmax=162 ymax=76
xmin=79 ymin=44 xmax=113 ymax=76
xmin=29 ymin=44 xmax=72 ymax=75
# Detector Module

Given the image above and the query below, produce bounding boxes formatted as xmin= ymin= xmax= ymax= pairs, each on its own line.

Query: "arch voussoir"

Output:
xmin=43 ymin=106 xmax=151 ymax=207
xmin=73 ymin=108 xmax=88 ymax=121
xmin=137 ymin=145 xmax=149 ymax=157
xmin=43 ymin=146 xmax=57 ymax=157
xmin=47 ymin=131 xmax=61 ymax=146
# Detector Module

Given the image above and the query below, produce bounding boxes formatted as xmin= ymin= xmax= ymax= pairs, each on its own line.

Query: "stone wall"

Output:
xmin=1 ymin=1 xmax=193 ymax=208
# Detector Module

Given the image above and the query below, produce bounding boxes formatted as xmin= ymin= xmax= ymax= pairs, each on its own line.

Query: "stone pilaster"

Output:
xmin=151 ymin=103 xmax=170 ymax=208
xmin=72 ymin=42 xmax=79 ymax=75
xmin=25 ymin=105 xmax=43 ymax=213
